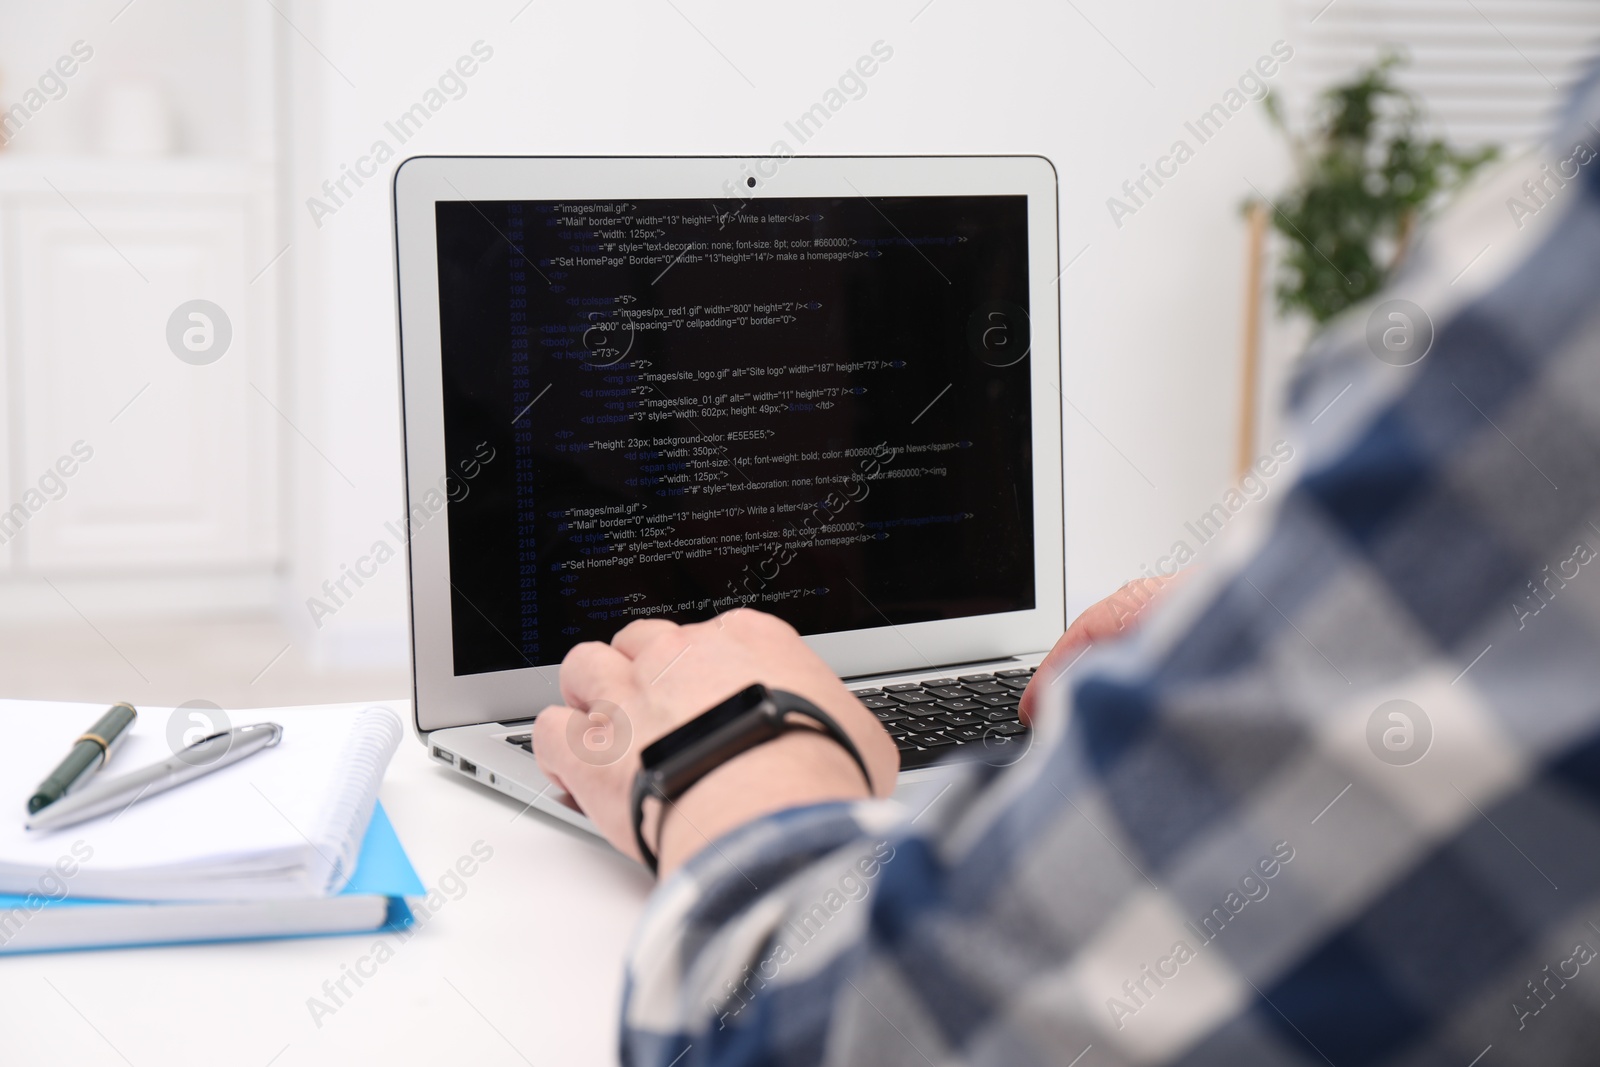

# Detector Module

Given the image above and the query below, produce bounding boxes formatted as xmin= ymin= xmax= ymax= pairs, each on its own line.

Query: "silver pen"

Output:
xmin=25 ymin=722 xmax=284 ymax=832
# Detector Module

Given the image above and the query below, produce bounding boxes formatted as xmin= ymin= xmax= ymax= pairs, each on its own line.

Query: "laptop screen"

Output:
xmin=434 ymin=194 xmax=1036 ymax=677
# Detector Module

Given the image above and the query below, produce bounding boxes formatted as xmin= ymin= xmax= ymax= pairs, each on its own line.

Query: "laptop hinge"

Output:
xmin=839 ymin=655 xmax=1023 ymax=683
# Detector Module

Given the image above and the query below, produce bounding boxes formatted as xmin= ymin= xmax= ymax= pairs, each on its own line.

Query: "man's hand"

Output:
xmin=1019 ymin=574 xmax=1179 ymax=724
xmin=530 ymin=609 xmax=899 ymax=878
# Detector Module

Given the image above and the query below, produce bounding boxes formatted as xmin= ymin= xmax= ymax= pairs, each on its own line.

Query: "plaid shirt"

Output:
xmin=620 ymin=69 xmax=1600 ymax=1066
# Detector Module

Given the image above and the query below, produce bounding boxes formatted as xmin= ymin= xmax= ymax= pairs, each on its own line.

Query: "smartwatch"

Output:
xmin=630 ymin=683 xmax=873 ymax=874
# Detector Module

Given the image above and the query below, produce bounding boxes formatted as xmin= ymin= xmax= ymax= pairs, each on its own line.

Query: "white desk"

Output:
xmin=2 ymin=724 xmax=652 ymax=1067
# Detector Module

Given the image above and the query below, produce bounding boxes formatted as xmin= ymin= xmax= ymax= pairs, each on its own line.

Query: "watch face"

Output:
xmin=640 ymin=683 xmax=768 ymax=768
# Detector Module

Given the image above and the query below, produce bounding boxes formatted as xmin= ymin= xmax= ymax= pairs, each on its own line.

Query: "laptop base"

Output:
xmin=424 ymin=653 xmax=1045 ymax=837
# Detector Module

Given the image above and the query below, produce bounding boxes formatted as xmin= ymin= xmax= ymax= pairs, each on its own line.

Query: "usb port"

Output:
xmin=431 ymin=746 xmax=453 ymax=764
xmin=458 ymin=758 xmax=478 ymax=777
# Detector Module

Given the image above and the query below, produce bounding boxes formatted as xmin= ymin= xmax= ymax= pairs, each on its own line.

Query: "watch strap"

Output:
xmin=631 ymin=688 xmax=871 ymax=874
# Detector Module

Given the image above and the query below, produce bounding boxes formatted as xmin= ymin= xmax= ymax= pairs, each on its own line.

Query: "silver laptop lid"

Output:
xmin=393 ymin=155 xmax=1063 ymax=734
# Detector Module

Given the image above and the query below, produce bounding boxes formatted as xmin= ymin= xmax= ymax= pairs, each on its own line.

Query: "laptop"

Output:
xmin=392 ymin=155 xmax=1063 ymax=834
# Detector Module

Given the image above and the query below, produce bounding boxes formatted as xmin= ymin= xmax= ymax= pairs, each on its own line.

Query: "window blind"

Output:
xmin=1286 ymin=0 xmax=1600 ymax=150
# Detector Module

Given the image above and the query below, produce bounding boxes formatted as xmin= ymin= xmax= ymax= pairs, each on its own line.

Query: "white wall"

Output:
xmin=283 ymin=0 xmax=1295 ymax=666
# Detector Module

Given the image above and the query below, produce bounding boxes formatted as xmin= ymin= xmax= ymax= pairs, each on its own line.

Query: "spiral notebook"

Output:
xmin=0 ymin=700 xmax=404 ymax=902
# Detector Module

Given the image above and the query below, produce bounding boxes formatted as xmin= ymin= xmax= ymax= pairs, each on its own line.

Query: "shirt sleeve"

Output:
xmin=621 ymin=67 xmax=1600 ymax=1067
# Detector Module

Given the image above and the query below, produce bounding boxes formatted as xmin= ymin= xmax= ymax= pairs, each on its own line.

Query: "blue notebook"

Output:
xmin=0 ymin=803 xmax=422 ymax=956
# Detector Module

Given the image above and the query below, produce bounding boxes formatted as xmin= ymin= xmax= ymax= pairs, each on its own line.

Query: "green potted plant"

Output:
xmin=1257 ymin=53 xmax=1498 ymax=326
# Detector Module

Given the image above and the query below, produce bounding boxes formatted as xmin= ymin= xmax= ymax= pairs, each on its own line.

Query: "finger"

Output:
xmin=1057 ymin=581 xmax=1154 ymax=652
xmin=1038 ymin=615 xmax=1099 ymax=677
xmin=530 ymin=705 xmax=642 ymax=861
xmin=1019 ymin=652 xmax=1080 ymax=725
xmin=1020 ymin=633 xmax=1093 ymax=725
xmin=1110 ymin=577 xmax=1168 ymax=629
xmin=611 ymin=618 xmax=681 ymax=659
xmin=559 ymin=640 xmax=639 ymax=710
xmin=705 ymin=606 xmax=793 ymax=636
xmin=1019 ymin=592 xmax=1130 ymax=723
xmin=1067 ymin=594 xmax=1133 ymax=645
xmin=529 ymin=704 xmax=580 ymax=805
xmin=1020 ymin=577 xmax=1178 ymax=723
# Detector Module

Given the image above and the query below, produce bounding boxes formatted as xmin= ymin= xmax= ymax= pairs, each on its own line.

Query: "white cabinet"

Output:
xmin=0 ymin=161 xmax=279 ymax=584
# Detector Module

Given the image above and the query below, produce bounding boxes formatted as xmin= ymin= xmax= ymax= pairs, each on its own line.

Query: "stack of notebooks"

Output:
xmin=0 ymin=700 xmax=422 ymax=955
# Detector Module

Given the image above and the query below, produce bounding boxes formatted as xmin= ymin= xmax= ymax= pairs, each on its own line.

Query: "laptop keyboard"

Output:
xmin=854 ymin=667 xmax=1034 ymax=770
xmin=501 ymin=667 xmax=1035 ymax=772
